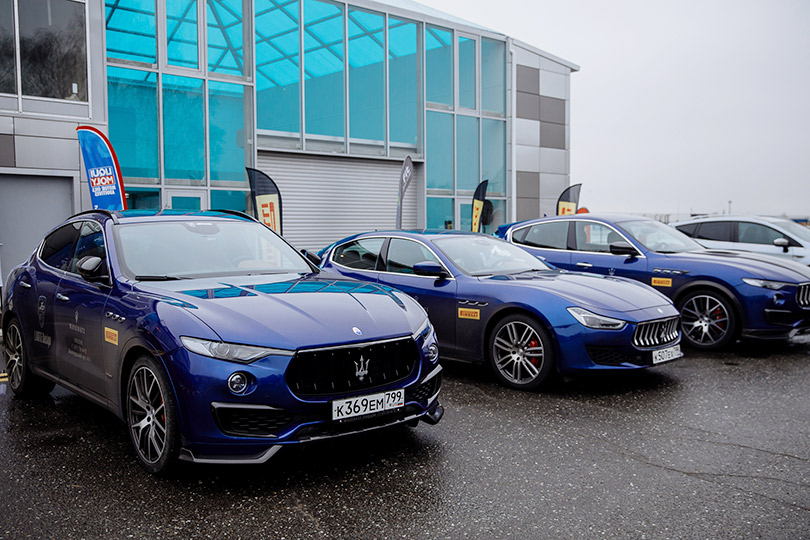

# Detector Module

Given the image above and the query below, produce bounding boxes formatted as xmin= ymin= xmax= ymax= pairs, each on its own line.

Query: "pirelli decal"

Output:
xmin=104 ymin=327 xmax=119 ymax=346
xmin=458 ymin=308 xmax=480 ymax=320
xmin=652 ymin=277 xmax=673 ymax=288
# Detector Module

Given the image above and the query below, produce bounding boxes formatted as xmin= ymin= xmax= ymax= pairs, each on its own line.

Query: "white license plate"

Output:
xmin=332 ymin=389 xmax=405 ymax=421
xmin=652 ymin=344 xmax=683 ymax=364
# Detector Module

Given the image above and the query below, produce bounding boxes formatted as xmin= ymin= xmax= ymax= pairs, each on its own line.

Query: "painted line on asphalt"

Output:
xmin=0 ymin=372 xmax=8 ymax=382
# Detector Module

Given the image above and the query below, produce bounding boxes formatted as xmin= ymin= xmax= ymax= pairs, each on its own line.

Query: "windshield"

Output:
xmin=432 ymin=235 xmax=551 ymax=276
xmin=115 ymin=220 xmax=312 ymax=279
xmin=620 ymin=220 xmax=703 ymax=253
xmin=768 ymin=219 xmax=810 ymax=243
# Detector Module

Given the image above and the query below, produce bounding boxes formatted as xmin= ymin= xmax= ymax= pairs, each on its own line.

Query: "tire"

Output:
xmin=677 ymin=289 xmax=737 ymax=350
xmin=126 ymin=356 xmax=180 ymax=475
xmin=4 ymin=318 xmax=55 ymax=397
xmin=488 ymin=314 xmax=555 ymax=390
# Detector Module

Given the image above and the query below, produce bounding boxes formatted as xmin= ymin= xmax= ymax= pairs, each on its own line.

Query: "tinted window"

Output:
xmin=386 ymin=239 xmax=440 ymax=274
xmin=696 ymin=222 xmax=731 ymax=241
xmin=333 ymin=238 xmax=384 ymax=270
xmin=574 ymin=221 xmax=621 ymax=253
xmin=737 ymin=222 xmax=784 ymax=245
xmin=517 ymin=221 xmax=568 ymax=249
xmin=0 ymin=0 xmax=15 ymax=94
xmin=70 ymin=221 xmax=107 ymax=275
xmin=40 ymin=222 xmax=81 ymax=270
xmin=675 ymin=223 xmax=699 ymax=237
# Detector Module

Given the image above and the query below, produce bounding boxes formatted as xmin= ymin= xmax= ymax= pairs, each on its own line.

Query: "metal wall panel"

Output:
xmin=256 ymin=152 xmax=421 ymax=251
xmin=516 ymin=145 xmax=540 ymax=173
xmin=0 ymin=134 xmax=13 ymax=167
xmin=539 ymin=148 xmax=568 ymax=174
xmin=539 ymin=71 xmax=567 ymax=100
xmin=15 ymin=136 xmax=80 ymax=170
xmin=539 ymin=173 xmax=568 ymax=198
xmin=539 ymin=121 xmax=565 ymax=149
xmin=0 ymin=116 xmax=12 ymax=134
xmin=515 ymin=118 xmax=540 ymax=147
xmin=516 ymin=66 xmax=540 ymax=95
xmin=14 ymin=117 xmax=80 ymax=139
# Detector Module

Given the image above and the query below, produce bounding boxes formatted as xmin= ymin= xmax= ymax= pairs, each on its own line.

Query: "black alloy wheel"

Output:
xmin=4 ymin=318 xmax=55 ymax=397
xmin=488 ymin=314 xmax=555 ymax=390
xmin=677 ymin=290 xmax=737 ymax=350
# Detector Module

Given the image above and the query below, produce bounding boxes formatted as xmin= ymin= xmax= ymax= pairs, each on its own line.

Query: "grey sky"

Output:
xmin=429 ymin=0 xmax=810 ymax=218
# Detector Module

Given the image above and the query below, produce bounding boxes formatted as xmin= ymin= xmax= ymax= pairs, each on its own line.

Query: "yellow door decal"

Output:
xmin=104 ymin=327 xmax=119 ymax=346
xmin=652 ymin=277 xmax=673 ymax=287
xmin=458 ymin=308 xmax=480 ymax=320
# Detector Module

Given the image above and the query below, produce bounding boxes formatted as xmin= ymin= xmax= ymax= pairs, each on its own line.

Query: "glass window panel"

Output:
xmin=172 ymin=195 xmax=202 ymax=211
xmin=348 ymin=8 xmax=383 ymax=142
xmin=426 ymin=111 xmax=453 ymax=191
xmin=696 ymin=221 xmax=732 ymax=241
xmin=482 ymin=118 xmax=506 ymax=195
xmin=575 ymin=221 xmax=620 ymax=252
xmin=256 ymin=0 xmax=299 ymax=133
xmin=209 ymin=80 xmax=246 ymax=183
xmin=208 ymin=0 xmax=244 ymax=76
xmin=105 ymin=0 xmax=156 ymax=64
xmin=124 ymin=187 xmax=161 ymax=210
xmin=459 ymin=200 xmax=505 ymax=233
xmin=456 ymin=116 xmax=479 ymax=191
xmin=386 ymin=238 xmax=440 ymax=274
xmin=458 ymin=36 xmax=475 ymax=109
xmin=334 ymin=238 xmax=384 ymax=270
xmin=19 ymin=0 xmax=87 ymax=100
xmin=388 ymin=17 xmax=419 ymax=147
xmin=304 ymin=0 xmax=344 ymax=138
xmin=425 ymin=25 xmax=452 ymax=106
xmin=211 ymin=189 xmax=248 ymax=211
xmin=427 ymin=197 xmax=454 ymax=229
xmin=167 ymin=0 xmax=198 ymax=68
xmin=0 ymin=0 xmax=16 ymax=94
xmin=163 ymin=75 xmax=205 ymax=183
xmin=108 ymin=67 xmax=159 ymax=181
xmin=481 ymin=38 xmax=505 ymax=114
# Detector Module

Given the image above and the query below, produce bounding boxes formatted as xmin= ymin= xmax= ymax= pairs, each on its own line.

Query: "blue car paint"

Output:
xmin=2 ymin=211 xmax=442 ymax=465
xmin=320 ymin=230 xmax=683 ymax=376
xmin=497 ymin=215 xmax=810 ymax=342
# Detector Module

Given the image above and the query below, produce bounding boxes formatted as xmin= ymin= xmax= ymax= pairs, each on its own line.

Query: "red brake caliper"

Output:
xmin=528 ymin=339 xmax=539 ymax=365
xmin=711 ymin=307 xmax=726 ymax=329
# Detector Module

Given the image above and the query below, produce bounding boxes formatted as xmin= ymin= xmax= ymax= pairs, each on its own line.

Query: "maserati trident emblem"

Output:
xmin=355 ymin=355 xmax=370 ymax=381
xmin=352 ymin=327 xmax=362 ymax=336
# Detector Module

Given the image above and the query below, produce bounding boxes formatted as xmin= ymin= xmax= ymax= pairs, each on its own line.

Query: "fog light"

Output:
xmin=428 ymin=343 xmax=439 ymax=363
xmin=227 ymin=372 xmax=249 ymax=395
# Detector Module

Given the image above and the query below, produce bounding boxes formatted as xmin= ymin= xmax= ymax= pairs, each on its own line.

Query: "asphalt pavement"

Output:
xmin=1 ymin=341 xmax=808 ymax=539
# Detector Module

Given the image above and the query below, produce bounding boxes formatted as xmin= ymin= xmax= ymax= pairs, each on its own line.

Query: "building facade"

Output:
xmin=0 ymin=0 xmax=576 ymax=282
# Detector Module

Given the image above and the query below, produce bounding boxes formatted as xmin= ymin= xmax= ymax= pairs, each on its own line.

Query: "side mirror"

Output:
xmin=77 ymin=256 xmax=109 ymax=283
xmin=301 ymin=249 xmax=322 ymax=266
xmin=774 ymin=237 xmax=789 ymax=253
xmin=609 ymin=241 xmax=639 ymax=258
xmin=413 ymin=261 xmax=448 ymax=279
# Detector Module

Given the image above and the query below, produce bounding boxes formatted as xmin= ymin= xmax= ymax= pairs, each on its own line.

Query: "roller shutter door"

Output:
xmin=256 ymin=152 xmax=422 ymax=251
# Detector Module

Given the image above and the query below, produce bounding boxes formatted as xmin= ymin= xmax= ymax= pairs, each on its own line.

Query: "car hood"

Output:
xmin=482 ymin=271 xmax=677 ymax=319
xmin=134 ymin=273 xmax=426 ymax=350
xmin=661 ymin=250 xmax=810 ymax=282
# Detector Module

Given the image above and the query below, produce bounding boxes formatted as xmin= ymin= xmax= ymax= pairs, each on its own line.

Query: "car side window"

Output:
xmin=695 ymin=221 xmax=731 ymax=241
xmin=675 ymin=223 xmax=699 ymax=237
xmin=573 ymin=222 xmax=621 ymax=253
xmin=516 ymin=222 xmax=568 ymax=249
xmin=70 ymin=221 xmax=107 ymax=275
xmin=737 ymin=222 xmax=785 ymax=245
xmin=40 ymin=222 xmax=81 ymax=271
xmin=333 ymin=238 xmax=384 ymax=270
xmin=386 ymin=238 xmax=441 ymax=274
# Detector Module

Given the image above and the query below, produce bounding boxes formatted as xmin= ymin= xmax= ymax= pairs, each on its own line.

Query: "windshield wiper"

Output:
xmin=135 ymin=275 xmax=189 ymax=281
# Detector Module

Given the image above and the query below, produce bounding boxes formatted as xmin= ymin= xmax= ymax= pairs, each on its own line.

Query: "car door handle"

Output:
xmin=576 ymin=262 xmax=593 ymax=268
xmin=19 ymin=281 xmax=32 ymax=289
xmin=56 ymin=293 xmax=69 ymax=302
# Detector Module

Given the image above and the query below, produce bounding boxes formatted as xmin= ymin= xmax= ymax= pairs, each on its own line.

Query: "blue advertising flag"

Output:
xmin=76 ymin=126 xmax=127 ymax=211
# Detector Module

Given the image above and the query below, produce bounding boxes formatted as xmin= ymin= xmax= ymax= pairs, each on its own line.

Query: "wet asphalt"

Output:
xmin=1 ymin=342 xmax=809 ymax=540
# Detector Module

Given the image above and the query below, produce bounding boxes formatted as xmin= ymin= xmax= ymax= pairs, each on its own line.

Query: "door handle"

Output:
xmin=575 ymin=262 xmax=593 ymax=268
xmin=56 ymin=293 xmax=69 ymax=302
xmin=19 ymin=281 xmax=32 ymax=289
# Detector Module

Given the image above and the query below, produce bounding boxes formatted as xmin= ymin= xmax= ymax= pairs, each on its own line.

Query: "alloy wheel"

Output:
xmin=128 ymin=366 xmax=168 ymax=465
xmin=6 ymin=323 xmax=24 ymax=391
xmin=492 ymin=321 xmax=545 ymax=385
xmin=680 ymin=294 xmax=730 ymax=346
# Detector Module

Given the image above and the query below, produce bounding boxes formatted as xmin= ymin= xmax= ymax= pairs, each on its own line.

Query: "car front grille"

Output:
xmin=587 ymin=347 xmax=636 ymax=366
xmin=212 ymin=405 xmax=296 ymax=438
xmin=797 ymin=283 xmax=810 ymax=307
xmin=285 ymin=337 xmax=419 ymax=398
xmin=632 ymin=316 xmax=679 ymax=348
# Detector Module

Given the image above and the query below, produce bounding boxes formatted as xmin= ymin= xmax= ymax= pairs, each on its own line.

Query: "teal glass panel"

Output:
xmin=208 ymin=0 xmax=244 ymax=76
xmin=211 ymin=190 xmax=248 ymax=211
xmin=105 ymin=0 xmax=156 ymax=64
xmin=209 ymin=80 xmax=246 ymax=182
xmin=425 ymin=25 xmax=452 ymax=106
xmin=256 ymin=0 xmax=299 ymax=133
xmin=304 ymin=0 xmax=344 ymax=138
xmin=166 ymin=0 xmax=198 ymax=68
xmin=458 ymin=36 xmax=475 ymax=109
xmin=172 ymin=196 xmax=201 ymax=210
xmin=427 ymin=198 xmax=454 ymax=229
xmin=456 ymin=116 xmax=479 ymax=191
xmin=348 ymin=8 xmax=384 ymax=142
xmin=163 ymin=75 xmax=205 ymax=183
xmin=108 ymin=67 xmax=158 ymax=180
xmin=0 ymin=0 xmax=16 ymax=93
xmin=388 ymin=17 xmax=418 ymax=146
xmin=482 ymin=38 xmax=505 ymax=114
xmin=125 ymin=187 xmax=160 ymax=210
xmin=426 ymin=111 xmax=453 ymax=190
xmin=460 ymin=199 xmax=505 ymax=233
xmin=482 ymin=118 xmax=506 ymax=194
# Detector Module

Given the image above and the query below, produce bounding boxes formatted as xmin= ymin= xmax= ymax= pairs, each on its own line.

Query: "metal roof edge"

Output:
xmin=510 ymin=38 xmax=580 ymax=72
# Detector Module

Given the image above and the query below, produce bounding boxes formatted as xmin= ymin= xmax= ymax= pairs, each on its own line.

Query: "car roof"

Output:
xmin=671 ymin=215 xmax=793 ymax=226
xmin=509 ymin=213 xmax=652 ymax=228
xmin=68 ymin=209 xmax=257 ymax=225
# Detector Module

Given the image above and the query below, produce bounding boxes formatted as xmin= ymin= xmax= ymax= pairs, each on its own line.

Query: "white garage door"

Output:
xmin=256 ymin=152 xmax=422 ymax=251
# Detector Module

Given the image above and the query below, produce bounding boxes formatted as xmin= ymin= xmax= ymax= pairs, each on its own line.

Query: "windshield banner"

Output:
xmin=246 ymin=167 xmax=282 ymax=235
xmin=76 ymin=126 xmax=127 ymax=211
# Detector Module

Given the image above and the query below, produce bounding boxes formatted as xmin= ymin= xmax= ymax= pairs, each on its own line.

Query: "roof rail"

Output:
xmin=71 ymin=209 xmax=120 ymax=224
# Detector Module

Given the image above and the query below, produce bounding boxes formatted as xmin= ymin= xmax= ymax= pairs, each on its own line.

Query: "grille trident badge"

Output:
xmin=355 ymin=355 xmax=370 ymax=381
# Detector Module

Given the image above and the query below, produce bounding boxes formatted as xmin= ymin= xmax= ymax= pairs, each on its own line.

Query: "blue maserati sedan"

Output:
xmin=2 ymin=210 xmax=443 ymax=474
xmin=320 ymin=231 xmax=683 ymax=390
xmin=497 ymin=214 xmax=810 ymax=349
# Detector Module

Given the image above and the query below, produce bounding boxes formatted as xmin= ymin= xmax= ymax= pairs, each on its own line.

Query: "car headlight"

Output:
xmin=413 ymin=317 xmax=431 ymax=340
xmin=181 ymin=336 xmax=294 ymax=363
xmin=741 ymin=278 xmax=793 ymax=290
xmin=566 ymin=307 xmax=627 ymax=330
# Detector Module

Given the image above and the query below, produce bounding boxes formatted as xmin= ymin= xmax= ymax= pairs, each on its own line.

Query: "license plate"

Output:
xmin=652 ymin=344 xmax=682 ymax=364
xmin=332 ymin=389 xmax=405 ymax=421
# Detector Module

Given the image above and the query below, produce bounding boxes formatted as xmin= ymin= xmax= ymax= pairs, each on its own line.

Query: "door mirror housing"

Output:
xmin=413 ymin=261 xmax=448 ymax=279
xmin=609 ymin=241 xmax=639 ymax=258
xmin=773 ymin=237 xmax=789 ymax=252
xmin=300 ymin=249 xmax=322 ymax=267
xmin=77 ymin=256 xmax=109 ymax=283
